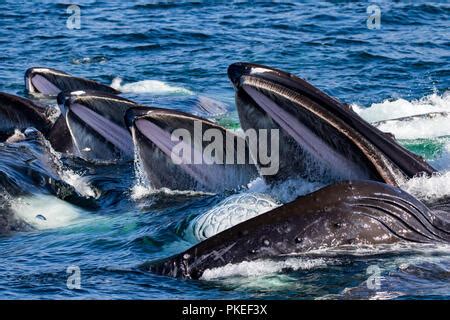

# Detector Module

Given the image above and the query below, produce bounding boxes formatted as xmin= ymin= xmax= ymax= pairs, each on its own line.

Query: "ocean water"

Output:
xmin=0 ymin=1 xmax=449 ymax=299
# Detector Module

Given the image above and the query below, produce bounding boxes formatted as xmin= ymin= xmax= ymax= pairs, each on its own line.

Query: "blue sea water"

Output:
xmin=0 ymin=1 xmax=449 ymax=299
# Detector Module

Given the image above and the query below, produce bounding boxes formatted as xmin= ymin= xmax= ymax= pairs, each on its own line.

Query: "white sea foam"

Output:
xmin=430 ymin=142 xmax=450 ymax=171
xmin=10 ymin=195 xmax=83 ymax=230
xmin=354 ymin=91 xmax=450 ymax=139
xmin=401 ymin=172 xmax=450 ymax=201
xmin=353 ymin=91 xmax=450 ymax=123
xmin=350 ymin=91 xmax=450 ymax=201
xmin=60 ymin=169 xmax=97 ymax=198
xmin=111 ymin=77 xmax=193 ymax=95
xmin=389 ymin=124 xmax=450 ymax=203
xmin=201 ymin=258 xmax=329 ymax=280
xmin=71 ymin=56 xmax=108 ymax=65
xmin=130 ymin=183 xmax=212 ymax=200
xmin=374 ymin=113 xmax=450 ymax=139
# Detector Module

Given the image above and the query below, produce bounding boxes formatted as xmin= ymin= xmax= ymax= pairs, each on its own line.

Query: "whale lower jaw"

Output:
xmin=65 ymin=103 xmax=134 ymax=162
xmin=146 ymin=180 xmax=450 ymax=279
xmin=57 ymin=91 xmax=136 ymax=162
xmin=27 ymin=74 xmax=61 ymax=95
xmin=236 ymin=78 xmax=403 ymax=185
xmin=127 ymin=107 xmax=258 ymax=193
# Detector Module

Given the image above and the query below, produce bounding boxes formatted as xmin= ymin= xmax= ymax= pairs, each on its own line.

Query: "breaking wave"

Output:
xmin=353 ymin=91 xmax=450 ymax=123
xmin=401 ymin=172 xmax=450 ymax=201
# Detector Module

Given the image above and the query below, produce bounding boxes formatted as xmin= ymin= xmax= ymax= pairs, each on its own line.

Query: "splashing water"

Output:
xmin=353 ymin=91 xmax=450 ymax=123
xmin=374 ymin=113 xmax=450 ymax=140
xmin=352 ymin=91 xmax=450 ymax=203
xmin=130 ymin=137 xmax=152 ymax=200
xmin=59 ymin=169 xmax=98 ymax=199
xmin=401 ymin=172 xmax=450 ymax=202
xmin=111 ymin=77 xmax=193 ymax=95
xmin=0 ymin=0 xmax=449 ymax=299
xmin=201 ymin=258 xmax=331 ymax=280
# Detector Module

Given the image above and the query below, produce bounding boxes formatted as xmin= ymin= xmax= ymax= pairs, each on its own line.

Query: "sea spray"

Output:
xmin=353 ymin=91 xmax=450 ymax=123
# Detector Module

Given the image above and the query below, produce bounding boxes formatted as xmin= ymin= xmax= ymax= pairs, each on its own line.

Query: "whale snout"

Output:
xmin=227 ymin=62 xmax=250 ymax=88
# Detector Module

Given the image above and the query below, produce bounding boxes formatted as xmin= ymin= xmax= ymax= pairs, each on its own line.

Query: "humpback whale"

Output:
xmin=125 ymin=107 xmax=258 ymax=192
xmin=25 ymin=67 xmax=119 ymax=96
xmin=141 ymin=63 xmax=448 ymax=280
xmin=20 ymin=67 xmax=233 ymax=162
xmin=0 ymin=92 xmax=52 ymax=141
xmin=0 ymin=90 xmax=228 ymax=164
xmin=57 ymin=90 xmax=234 ymax=163
xmin=0 ymin=128 xmax=97 ymax=210
xmin=56 ymin=90 xmax=137 ymax=162
xmin=0 ymin=129 xmax=97 ymax=234
xmin=0 ymin=186 xmax=34 ymax=235
xmin=0 ymin=91 xmax=97 ymax=156
xmin=227 ymin=62 xmax=436 ymax=186
xmin=147 ymin=180 xmax=450 ymax=279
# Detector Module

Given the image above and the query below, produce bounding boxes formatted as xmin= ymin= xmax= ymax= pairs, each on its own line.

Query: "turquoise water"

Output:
xmin=0 ymin=1 xmax=449 ymax=299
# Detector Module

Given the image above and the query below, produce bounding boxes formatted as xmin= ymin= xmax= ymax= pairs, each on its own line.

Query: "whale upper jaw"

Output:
xmin=228 ymin=62 xmax=436 ymax=186
xmin=25 ymin=67 xmax=120 ymax=96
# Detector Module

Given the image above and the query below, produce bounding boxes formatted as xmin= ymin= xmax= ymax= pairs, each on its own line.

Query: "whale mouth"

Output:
xmin=57 ymin=91 xmax=135 ymax=162
xmin=228 ymin=62 xmax=436 ymax=186
xmin=25 ymin=67 xmax=120 ymax=96
xmin=126 ymin=107 xmax=258 ymax=193
xmin=0 ymin=92 xmax=51 ymax=140
xmin=25 ymin=68 xmax=70 ymax=95
xmin=27 ymin=74 xmax=61 ymax=95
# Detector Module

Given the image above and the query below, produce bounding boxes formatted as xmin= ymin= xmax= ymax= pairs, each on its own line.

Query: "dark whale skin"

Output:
xmin=0 ymin=92 xmax=51 ymax=141
xmin=126 ymin=107 xmax=258 ymax=193
xmin=146 ymin=180 xmax=450 ymax=279
xmin=228 ymin=62 xmax=436 ymax=186
xmin=25 ymin=67 xmax=119 ymax=95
